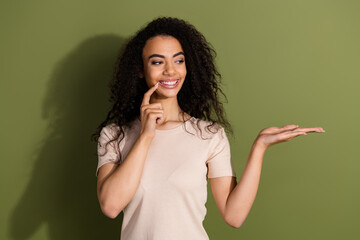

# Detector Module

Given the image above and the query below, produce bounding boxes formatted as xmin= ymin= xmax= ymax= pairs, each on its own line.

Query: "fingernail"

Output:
xmin=303 ymin=132 xmax=307 ymax=135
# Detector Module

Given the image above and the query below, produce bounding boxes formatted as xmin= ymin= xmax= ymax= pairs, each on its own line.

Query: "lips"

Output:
xmin=158 ymin=79 xmax=180 ymax=89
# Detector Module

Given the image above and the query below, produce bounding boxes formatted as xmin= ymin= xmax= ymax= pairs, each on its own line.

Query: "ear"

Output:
xmin=138 ymin=71 xmax=144 ymax=78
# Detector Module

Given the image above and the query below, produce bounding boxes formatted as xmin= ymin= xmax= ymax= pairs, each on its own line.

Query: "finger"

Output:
xmin=156 ymin=116 xmax=164 ymax=124
xmin=295 ymin=127 xmax=325 ymax=133
xmin=284 ymin=130 xmax=307 ymax=135
xmin=141 ymin=103 xmax=163 ymax=112
xmin=141 ymin=83 xmax=159 ymax=106
xmin=147 ymin=112 xmax=164 ymax=122
xmin=266 ymin=124 xmax=299 ymax=135
xmin=143 ymin=109 xmax=164 ymax=117
xmin=280 ymin=124 xmax=299 ymax=131
xmin=282 ymin=131 xmax=308 ymax=141
xmin=261 ymin=124 xmax=299 ymax=134
xmin=287 ymin=132 xmax=308 ymax=141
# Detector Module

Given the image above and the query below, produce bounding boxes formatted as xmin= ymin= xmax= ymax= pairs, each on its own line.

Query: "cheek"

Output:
xmin=148 ymin=70 xmax=160 ymax=80
xmin=176 ymin=64 xmax=187 ymax=77
xmin=182 ymin=67 xmax=187 ymax=77
xmin=144 ymin=67 xmax=161 ymax=82
xmin=144 ymin=66 xmax=153 ymax=78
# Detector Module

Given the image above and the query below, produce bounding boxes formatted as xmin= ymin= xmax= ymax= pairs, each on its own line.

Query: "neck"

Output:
xmin=150 ymin=95 xmax=183 ymax=122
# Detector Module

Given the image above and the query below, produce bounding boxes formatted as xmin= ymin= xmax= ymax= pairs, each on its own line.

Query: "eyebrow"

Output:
xmin=148 ymin=52 xmax=185 ymax=59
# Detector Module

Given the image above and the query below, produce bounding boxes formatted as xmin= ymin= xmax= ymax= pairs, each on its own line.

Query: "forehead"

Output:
xmin=142 ymin=35 xmax=184 ymax=57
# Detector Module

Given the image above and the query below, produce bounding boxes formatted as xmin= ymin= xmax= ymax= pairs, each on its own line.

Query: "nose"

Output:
xmin=164 ymin=62 xmax=175 ymax=76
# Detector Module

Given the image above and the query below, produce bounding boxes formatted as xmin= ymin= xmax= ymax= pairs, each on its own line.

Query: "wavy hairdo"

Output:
xmin=92 ymin=17 xmax=231 ymax=157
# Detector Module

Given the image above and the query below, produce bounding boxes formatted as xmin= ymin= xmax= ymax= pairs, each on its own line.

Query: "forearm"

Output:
xmin=224 ymin=140 xmax=267 ymax=227
xmin=98 ymin=134 xmax=153 ymax=216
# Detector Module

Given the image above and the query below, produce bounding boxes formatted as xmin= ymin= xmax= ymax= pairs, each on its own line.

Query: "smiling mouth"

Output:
xmin=158 ymin=79 xmax=179 ymax=88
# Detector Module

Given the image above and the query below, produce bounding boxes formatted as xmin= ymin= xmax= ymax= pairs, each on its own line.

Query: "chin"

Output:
xmin=156 ymin=89 xmax=180 ymax=99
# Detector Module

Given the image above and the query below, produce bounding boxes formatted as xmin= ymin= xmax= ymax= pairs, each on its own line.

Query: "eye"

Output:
xmin=175 ymin=59 xmax=185 ymax=64
xmin=151 ymin=61 xmax=162 ymax=65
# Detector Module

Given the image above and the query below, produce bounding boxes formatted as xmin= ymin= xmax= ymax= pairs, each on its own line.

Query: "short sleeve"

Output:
xmin=96 ymin=124 xmax=121 ymax=176
xmin=206 ymin=128 xmax=237 ymax=179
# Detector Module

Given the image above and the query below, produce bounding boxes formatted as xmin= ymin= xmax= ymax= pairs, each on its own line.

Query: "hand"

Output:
xmin=254 ymin=124 xmax=325 ymax=149
xmin=140 ymin=83 xmax=164 ymax=138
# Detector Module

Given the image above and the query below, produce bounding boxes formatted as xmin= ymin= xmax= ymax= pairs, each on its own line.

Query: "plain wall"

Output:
xmin=1 ymin=0 xmax=359 ymax=239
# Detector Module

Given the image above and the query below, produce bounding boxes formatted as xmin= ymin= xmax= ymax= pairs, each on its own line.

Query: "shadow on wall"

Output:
xmin=9 ymin=35 xmax=127 ymax=239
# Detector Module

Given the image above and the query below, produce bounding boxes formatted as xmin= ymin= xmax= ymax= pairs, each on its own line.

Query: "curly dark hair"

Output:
xmin=91 ymin=16 xmax=232 ymax=159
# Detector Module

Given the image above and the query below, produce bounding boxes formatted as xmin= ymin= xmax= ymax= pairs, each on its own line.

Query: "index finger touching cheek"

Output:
xmin=142 ymin=83 xmax=159 ymax=105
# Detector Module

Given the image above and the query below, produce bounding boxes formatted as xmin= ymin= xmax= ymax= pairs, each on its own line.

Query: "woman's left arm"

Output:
xmin=210 ymin=124 xmax=325 ymax=228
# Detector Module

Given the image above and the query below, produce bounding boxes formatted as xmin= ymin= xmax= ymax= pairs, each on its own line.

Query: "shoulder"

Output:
xmin=103 ymin=123 xmax=120 ymax=134
xmin=98 ymin=123 xmax=118 ymax=142
xmin=186 ymin=117 xmax=226 ymax=140
xmin=100 ymin=119 xmax=141 ymax=142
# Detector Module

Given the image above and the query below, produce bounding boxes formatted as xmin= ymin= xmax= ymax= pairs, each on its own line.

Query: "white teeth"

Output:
xmin=160 ymin=80 xmax=178 ymax=85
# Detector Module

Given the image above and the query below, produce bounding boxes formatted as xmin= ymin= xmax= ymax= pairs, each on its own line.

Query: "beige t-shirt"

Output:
xmin=96 ymin=117 xmax=236 ymax=240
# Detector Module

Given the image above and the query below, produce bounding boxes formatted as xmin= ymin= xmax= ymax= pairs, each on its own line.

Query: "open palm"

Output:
xmin=255 ymin=124 xmax=325 ymax=148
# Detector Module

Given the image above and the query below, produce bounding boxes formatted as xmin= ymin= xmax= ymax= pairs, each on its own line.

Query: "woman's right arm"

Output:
xmin=97 ymin=83 xmax=162 ymax=219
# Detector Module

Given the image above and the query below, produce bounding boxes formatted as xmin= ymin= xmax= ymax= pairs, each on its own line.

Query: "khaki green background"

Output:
xmin=1 ymin=0 xmax=359 ymax=239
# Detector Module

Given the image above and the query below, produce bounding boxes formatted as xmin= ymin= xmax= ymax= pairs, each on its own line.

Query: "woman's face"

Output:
xmin=141 ymin=35 xmax=187 ymax=99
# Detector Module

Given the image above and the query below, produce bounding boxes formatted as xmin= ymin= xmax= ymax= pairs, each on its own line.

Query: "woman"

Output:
xmin=92 ymin=17 xmax=325 ymax=239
